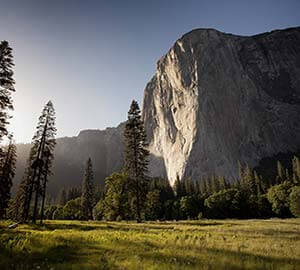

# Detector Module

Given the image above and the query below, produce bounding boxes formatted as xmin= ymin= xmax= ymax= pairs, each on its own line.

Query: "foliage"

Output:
xmin=102 ymin=172 xmax=130 ymax=221
xmin=0 ymin=40 xmax=15 ymax=140
xmin=124 ymin=100 xmax=149 ymax=222
xmin=81 ymin=158 xmax=95 ymax=220
xmin=63 ymin=198 xmax=83 ymax=220
xmin=44 ymin=205 xmax=58 ymax=220
xmin=204 ymin=188 xmax=242 ymax=219
xmin=93 ymin=199 xmax=104 ymax=220
xmin=267 ymin=181 xmax=293 ymax=217
xmin=289 ymin=186 xmax=300 ymax=217
xmin=0 ymin=136 xmax=17 ymax=218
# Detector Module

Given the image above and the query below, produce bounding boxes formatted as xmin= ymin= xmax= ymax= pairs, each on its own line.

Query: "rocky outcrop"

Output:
xmin=142 ymin=27 xmax=300 ymax=184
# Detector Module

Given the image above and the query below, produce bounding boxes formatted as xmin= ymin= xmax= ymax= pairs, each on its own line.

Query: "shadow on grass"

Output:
xmin=0 ymin=229 xmax=112 ymax=270
xmin=1 ymin=226 xmax=299 ymax=270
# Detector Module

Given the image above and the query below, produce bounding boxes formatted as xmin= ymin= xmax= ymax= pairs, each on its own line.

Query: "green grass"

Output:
xmin=0 ymin=219 xmax=299 ymax=270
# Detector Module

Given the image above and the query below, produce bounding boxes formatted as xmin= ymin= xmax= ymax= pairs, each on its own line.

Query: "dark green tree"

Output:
xmin=103 ymin=172 xmax=130 ymax=221
xmin=145 ymin=190 xmax=161 ymax=220
xmin=59 ymin=188 xmax=67 ymax=206
xmin=289 ymin=186 xmax=300 ymax=217
xmin=0 ymin=135 xmax=17 ymax=218
xmin=267 ymin=181 xmax=292 ymax=217
xmin=12 ymin=147 xmax=36 ymax=222
xmin=81 ymin=158 xmax=95 ymax=220
xmin=30 ymin=101 xmax=56 ymax=224
xmin=124 ymin=100 xmax=149 ymax=222
xmin=0 ymin=41 xmax=15 ymax=141
xmin=292 ymin=156 xmax=300 ymax=185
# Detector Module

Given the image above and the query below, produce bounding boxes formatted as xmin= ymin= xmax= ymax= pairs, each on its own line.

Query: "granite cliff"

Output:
xmin=142 ymin=27 xmax=300 ymax=184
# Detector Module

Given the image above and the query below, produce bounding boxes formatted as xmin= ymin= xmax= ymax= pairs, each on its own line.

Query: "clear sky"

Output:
xmin=0 ymin=0 xmax=299 ymax=143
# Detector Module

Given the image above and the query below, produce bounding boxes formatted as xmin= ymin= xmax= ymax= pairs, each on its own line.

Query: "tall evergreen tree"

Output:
xmin=12 ymin=147 xmax=36 ymax=221
xmin=0 ymin=41 xmax=15 ymax=141
xmin=292 ymin=156 xmax=300 ymax=185
xmin=0 ymin=135 xmax=17 ymax=218
xmin=31 ymin=101 xmax=56 ymax=223
xmin=124 ymin=100 xmax=149 ymax=222
xmin=59 ymin=188 xmax=67 ymax=206
xmin=81 ymin=158 xmax=95 ymax=220
xmin=20 ymin=101 xmax=56 ymax=223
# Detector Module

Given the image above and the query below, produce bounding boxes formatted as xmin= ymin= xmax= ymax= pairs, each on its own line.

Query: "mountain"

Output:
xmin=13 ymin=123 xmax=125 ymax=197
xmin=142 ymin=27 xmax=300 ymax=184
xmin=14 ymin=27 xmax=300 ymax=193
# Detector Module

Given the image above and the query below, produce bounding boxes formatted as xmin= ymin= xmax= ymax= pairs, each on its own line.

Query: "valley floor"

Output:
xmin=0 ymin=219 xmax=299 ymax=270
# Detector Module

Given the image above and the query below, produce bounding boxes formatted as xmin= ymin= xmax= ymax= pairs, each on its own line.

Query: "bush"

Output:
xmin=289 ymin=186 xmax=300 ymax=217
xmin=63 ymin=198 xmax=83 ymax=220
xmin=204 ymin=188 xmax=242 ymax=219
xmin=52 ymin=207 xmax=65 ymax=220
xmin=267 ymin=181 xmax=292 ymax=217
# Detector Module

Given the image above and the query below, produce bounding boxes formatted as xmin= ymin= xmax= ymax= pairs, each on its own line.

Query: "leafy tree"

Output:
xmin=267 ymin=181 xmax=292 ymax=217
xmin=204 ymin=188 xmax=242 ymax=219
xmin=81 ymin=158 xmax=95 ymax=220
xmin=103 ymin=172 xmax=130 ymax=221
xmin=93 ymin=199 xmax=105 ymax=220
xmin=289 ymin=186 xmax=300 ymax=217
xmin=0 ymin=41 xmax=15 ymax=141
xmin=124 ymin=100 xmax=149 ymax=222
xmin=180 ymin=195 xmax=202 ymax=219
xmin=63 ymin=198 xmax=82 ymax=220
xmin=44 ymin=205 xmax=58 ymax=220
xmin=0 ymin=135 xmax=17 ymax=218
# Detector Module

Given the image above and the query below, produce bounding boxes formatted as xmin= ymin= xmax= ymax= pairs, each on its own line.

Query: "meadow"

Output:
xmin=0 ymin=219 xmax=299 ymax=270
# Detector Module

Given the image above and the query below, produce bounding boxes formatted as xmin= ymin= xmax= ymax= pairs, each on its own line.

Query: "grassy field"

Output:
xmin=0 ymin=219 xmax=299 ymax=270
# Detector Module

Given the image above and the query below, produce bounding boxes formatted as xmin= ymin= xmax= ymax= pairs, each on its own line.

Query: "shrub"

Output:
xmin=204 ymin=188 xmax=242 ymax=218
xmin=267 ymin=181 xmax=292 ymax=217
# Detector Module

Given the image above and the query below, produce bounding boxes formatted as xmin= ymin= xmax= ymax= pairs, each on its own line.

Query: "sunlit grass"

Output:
xmin=0 ymin=219 xmax=299 ymax=270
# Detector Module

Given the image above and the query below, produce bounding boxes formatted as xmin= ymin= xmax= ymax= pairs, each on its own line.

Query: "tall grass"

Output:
xmin=0 ymin=219 xmax=299 ymax=270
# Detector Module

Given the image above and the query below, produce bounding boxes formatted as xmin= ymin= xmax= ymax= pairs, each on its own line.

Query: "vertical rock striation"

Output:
xmin=142 ymin=27 xmax=300 ymax=184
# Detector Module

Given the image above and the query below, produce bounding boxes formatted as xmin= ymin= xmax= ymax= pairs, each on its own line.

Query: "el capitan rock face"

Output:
xmin=142 ymin=27 xmax=300 ymax=184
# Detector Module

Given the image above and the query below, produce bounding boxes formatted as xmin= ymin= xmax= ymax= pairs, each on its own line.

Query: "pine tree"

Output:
xmin=292 ymin=156 xmax=300 ymax=185
xmin=12 ymin=147 xmax=36 ymax=222
xmin=124 ymin=100 xmax=149 ymax=222
xmin=218 ymin=176 xmax=227 ymax=190
xmin=31 ymin=101 xmax=56 ymax=223
xmin=59 ymin=188 xmax=67 ymax=206
xmin=276 ymin=161 xmax=285 ymax=184
xmin=0 ymin=135 xmax=17 ymax=218
xmin=0 ymin=41 xmax=15 ymax=141
xmin=20 ymin=101 xmax=56 ymax=223
xmin=174 ymin=176 xmax=186 ymax=198
xmin=81 ymin=158 xmax=95 ymax=220
xmin=211 ymin=175 xmax=220 ymax=193
xmin=254 ymin=170 xmax=263 ymax=196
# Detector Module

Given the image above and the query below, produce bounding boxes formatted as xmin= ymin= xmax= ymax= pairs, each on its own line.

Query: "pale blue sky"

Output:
xmin=0 ymin=0 xmax=299 ymax=143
